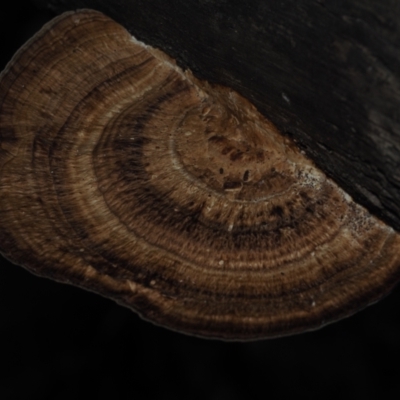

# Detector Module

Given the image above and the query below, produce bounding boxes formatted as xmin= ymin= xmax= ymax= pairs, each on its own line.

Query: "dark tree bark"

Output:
xmin=32 ymin=0 xmax=400 ymax=231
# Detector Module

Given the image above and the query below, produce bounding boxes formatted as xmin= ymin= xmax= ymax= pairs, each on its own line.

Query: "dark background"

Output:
xmin=1 ymin=1 xmax=400 ymax=399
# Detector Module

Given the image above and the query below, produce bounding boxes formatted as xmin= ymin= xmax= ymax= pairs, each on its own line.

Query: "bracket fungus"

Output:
xmin=1 ymin=9 xmax=400 ymax=340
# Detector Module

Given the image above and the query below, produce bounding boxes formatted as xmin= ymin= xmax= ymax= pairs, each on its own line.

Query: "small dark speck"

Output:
xmin=270 ymin=206 xmax=284 ymax=217
xmin=219 ymin=168 xmax=224 ymax=174
xmin=243 ymin=170 xmax=249 ymax=182
xmin=223 ymin=181 xmax=242 ymax=190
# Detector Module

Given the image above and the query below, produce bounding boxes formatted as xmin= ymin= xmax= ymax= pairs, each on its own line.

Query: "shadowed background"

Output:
xmin=1 ymin=1 xmax=400 ymax=399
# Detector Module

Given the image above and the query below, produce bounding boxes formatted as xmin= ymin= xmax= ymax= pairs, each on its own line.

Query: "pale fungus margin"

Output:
xmin=0 ymin=9 xmax=400 ymax=340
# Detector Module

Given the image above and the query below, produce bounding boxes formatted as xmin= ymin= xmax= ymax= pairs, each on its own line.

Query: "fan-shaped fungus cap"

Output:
xmin=1 ymin=10 xmax=400 ymax=340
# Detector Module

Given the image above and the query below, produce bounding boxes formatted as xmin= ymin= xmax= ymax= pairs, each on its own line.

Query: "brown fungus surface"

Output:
xmin=1 ymin=10 xmax=400 ymax=340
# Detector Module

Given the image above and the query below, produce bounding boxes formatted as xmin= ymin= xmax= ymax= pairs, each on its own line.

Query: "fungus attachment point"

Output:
xmin=1 ymin=10 xmax=400 ymax=340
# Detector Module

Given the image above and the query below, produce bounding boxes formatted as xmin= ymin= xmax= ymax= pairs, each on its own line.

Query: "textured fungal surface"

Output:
xmin=1 ymin=10 xmax=400 ymax=340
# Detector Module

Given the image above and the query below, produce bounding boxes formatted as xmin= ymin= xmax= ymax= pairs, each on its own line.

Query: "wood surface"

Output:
xmin=35 ymin=0 xmax=400 ymax=231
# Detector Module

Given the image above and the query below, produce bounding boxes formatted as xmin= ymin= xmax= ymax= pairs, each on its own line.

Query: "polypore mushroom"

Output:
xmin=0 ymin=9 xmax=399 ymax=340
